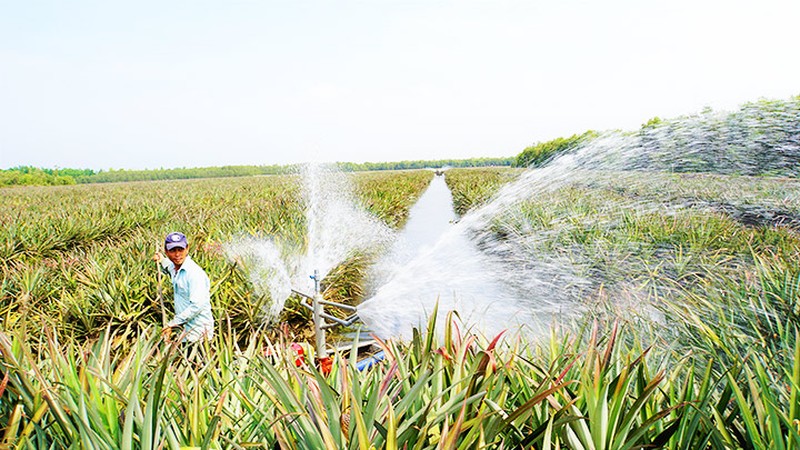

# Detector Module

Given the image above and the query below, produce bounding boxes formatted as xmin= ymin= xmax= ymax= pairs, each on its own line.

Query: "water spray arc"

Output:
xmin=359 ymin=99 xmax=800 ymax=340
xmin=225 ymin=162 xmax=393 ymax=326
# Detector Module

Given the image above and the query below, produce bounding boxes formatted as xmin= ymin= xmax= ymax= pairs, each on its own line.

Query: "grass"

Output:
xmin=0 ymin=170 xmax=432 ymax=343
xmin=4 ymin=302 xmax=798 ymax=448
xmin=443 ymin=167 xmax=522 ymax=216
xmin=0 ymin=311 xmax=672 ymax=448
xmin=2 ymin=164 xmax=800 ymax=447
xmin=443 ymin=166 xmax=800 ymax=448
xmin=351 ymin=170 xmax=435 ymax=229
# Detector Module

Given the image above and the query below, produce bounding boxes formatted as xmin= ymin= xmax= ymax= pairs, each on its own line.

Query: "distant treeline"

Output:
xmin=7 ymin=94 xmax=797 ymax=187
xmin=0 ymin=165 xmax=294 ymax=187
xmin=74 ymin=165 xmax=294 ymax=184
xmin=1 ymin=157 xmax=513 ymax=187
xmin=514 ymin=131 xmax=599 ymax=168
xmin=337 ymin=157 xmax=513 ymax=172
xmin=0 ymin=166 xmax=94 ymax=187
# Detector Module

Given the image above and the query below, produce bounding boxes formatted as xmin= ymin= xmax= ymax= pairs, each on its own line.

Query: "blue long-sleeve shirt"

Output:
xmin=159 ymin=255 xmax=214 ymax=342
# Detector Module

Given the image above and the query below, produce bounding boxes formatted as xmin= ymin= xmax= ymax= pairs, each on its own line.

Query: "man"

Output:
xmin=154 ymin=231 xmax=214 ymax=342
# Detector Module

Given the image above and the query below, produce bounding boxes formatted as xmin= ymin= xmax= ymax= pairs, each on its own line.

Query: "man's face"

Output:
xmin=166 ymin=246 xmax=188 ymax=267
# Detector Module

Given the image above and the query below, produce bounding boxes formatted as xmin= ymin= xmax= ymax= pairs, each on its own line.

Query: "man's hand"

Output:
xmin=153 ymin=251 xmax=165 ymax=263
xmin=161 ymin=325 xmax=175 ymax=342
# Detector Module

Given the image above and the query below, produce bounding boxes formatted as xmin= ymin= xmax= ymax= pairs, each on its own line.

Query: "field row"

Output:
xmin=0 ymin=170 xmax=434 ymax=341
xmin=2 ymin=165 xmax=800 ymax=447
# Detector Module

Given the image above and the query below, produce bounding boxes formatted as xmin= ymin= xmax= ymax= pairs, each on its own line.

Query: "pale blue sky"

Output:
xmin=1 ymin=0 xmax=798 ymax=170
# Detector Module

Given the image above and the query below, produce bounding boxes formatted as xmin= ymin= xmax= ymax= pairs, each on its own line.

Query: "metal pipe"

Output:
xmin=294 ymin=290 xmax=357 ymax=312
xmin=310 ymin=270 xmax=327 ymax=359
xmin=317 ymin=299 xmax=358 ymax=312
xmin=320 ymin=315 xmax=360 ymax=329
xmin=291 ymin=288 xmax=314 ymax=300
xmin=299 ymin=300 xmax=356 ymax=327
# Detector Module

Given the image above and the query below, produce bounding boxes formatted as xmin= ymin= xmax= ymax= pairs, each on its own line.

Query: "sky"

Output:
xmin=1 ymin=1 xmax=798 ymax=171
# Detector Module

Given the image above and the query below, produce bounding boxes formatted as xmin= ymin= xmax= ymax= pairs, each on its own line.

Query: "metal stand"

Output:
xmin=291 ymin=269 xmax=362 ymax=360
xmin=311 ymin=270 xmax=327 ymax=359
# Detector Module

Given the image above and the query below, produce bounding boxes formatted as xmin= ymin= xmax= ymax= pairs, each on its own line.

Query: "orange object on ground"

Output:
xmin=317 ymin=356 xmax=333 ymax=375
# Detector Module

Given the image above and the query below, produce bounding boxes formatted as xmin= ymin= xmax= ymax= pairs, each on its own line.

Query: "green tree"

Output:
xmin=514 ymin=131 xmax=598 ymax=168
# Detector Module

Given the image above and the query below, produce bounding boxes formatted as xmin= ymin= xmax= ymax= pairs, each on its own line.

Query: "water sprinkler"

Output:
xmin=291 ymin=269 xmax=362 ymax=365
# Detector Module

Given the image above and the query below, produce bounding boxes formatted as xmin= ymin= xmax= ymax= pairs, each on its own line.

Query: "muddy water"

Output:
xmin=364 ymin=173 xmax=456 ymax=291
xmin=394 ymin=173 xmax=458 ymax=261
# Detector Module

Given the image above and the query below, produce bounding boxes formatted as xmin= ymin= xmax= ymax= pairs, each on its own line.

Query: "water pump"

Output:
xmin=291 ymin=269 xmax=361 ymax=361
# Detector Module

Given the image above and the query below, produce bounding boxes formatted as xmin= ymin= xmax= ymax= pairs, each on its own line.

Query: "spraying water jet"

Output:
xmin=358 ymin=98 xmax=800 ymax=341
